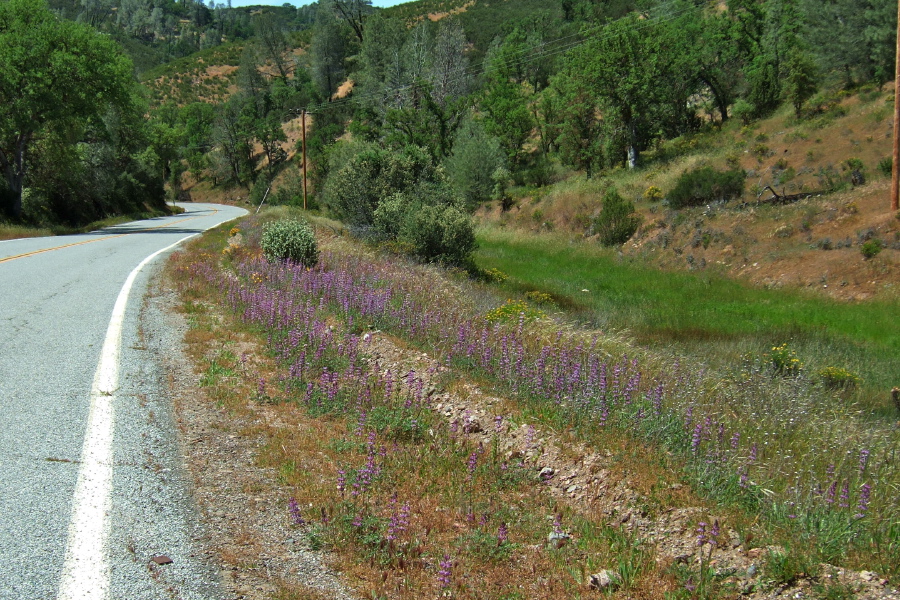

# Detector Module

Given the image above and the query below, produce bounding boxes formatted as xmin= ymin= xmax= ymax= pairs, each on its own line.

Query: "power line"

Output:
xmin=296 ymin=0 xmax=705 ymax=116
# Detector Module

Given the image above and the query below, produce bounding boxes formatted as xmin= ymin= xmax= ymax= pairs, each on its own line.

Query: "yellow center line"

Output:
xmin=0 ymin=212 xmax=214 ymax=265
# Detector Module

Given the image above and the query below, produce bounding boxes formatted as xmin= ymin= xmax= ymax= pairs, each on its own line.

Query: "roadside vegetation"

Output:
xmin=169 ymin=209 xmax=899 ymax=598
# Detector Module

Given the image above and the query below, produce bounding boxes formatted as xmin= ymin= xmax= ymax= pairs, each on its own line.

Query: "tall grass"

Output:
xmin=474 ymin=226 xmax=900 ymax=404
xmin=184 ymin=213 xmax=899 ymax=585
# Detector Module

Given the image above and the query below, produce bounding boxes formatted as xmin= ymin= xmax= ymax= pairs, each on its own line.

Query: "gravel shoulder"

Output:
xmin=145 ymin=272 xmax=355 ymax=600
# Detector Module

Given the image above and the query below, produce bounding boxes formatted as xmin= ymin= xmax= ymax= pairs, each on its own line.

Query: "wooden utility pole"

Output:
xmin=301 ymin=109 xmax=308 ymax=211
xmin=892 ymin=0 xmax=900 ymax=211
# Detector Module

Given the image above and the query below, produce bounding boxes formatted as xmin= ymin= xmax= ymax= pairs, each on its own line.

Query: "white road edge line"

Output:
xmin=56 ymin=234 xmax=199 ymax=600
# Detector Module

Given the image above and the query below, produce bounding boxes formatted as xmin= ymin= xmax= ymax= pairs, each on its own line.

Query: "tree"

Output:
xmin=0 ymin=0 xmax=134 ymax=218
xmin=593 ymin=188 xmax=640 ymax=246
xmin=253 ymin=11 xmax=291 ymax=80
xmin=332 ymin=0 xmax=372 ymax=43
xmin=444 ymin=118 xmax=508 ymax=210
xmin=310 ymin=1 xmax=350 ymax=98
xmin=565 ymin=15 xmax=667 ymax=169
xmin=784 ymin=50 xmax=818 ymax=117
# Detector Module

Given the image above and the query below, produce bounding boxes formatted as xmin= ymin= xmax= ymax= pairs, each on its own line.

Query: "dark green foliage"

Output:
xmin=374 ymin=193 xmax=476 ymax=265
xmin=860 ymin=238 xmax=884 ymax=259
xmin=592 ymin=188 xmax=641 ymax=246
xmin=0 ymin=0 xmax=163 ymax=223
xmin=402 ymin=202 xmax=477 ymax=265
xmin=322 ymin=143 xmax=441 ymax=231
xmin=784 ymin=50 xmax=818 ymax=117
xmin=261 ymin=219 xmax=319 ymax=267
xmin=444 ymin=119 xmax=508 ymax=209
xmin=667 ymin=167 xmax=746 ymax=209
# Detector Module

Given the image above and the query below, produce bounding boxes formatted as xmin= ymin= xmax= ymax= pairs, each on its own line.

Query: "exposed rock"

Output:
xmin=589 ymin=569 xmax=620 ymax=591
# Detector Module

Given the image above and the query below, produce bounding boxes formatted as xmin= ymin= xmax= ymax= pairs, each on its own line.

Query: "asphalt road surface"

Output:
xmin=0 ymin=203 xmax=246 ymax=600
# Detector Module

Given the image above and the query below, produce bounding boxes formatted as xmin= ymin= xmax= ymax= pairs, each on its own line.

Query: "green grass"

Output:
xmin=474 ymin=227 xmax=900 ymax=406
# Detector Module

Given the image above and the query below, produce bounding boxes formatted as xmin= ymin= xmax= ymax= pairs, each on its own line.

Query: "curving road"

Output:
xmin=0 ymin=203 xmax=246 ymax=600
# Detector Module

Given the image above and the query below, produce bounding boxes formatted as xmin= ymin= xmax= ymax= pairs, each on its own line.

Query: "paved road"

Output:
xmin=0 ymin=203 xmax=246 ymax=599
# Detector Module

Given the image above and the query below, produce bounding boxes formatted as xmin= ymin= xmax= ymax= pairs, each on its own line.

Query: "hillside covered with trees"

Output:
xmin=1 ymin=0 xmax=898 ymax=248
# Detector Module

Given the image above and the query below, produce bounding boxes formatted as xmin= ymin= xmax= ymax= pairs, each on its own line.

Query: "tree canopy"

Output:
xmin=0 ymin=0 xmax=152 ymax=221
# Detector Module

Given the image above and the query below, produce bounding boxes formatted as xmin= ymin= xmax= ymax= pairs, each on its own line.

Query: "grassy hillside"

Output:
xmin=141 ymin=41 xmax=245 ymax=107
xmin=482 ymin=87 xmax=899 ymax=303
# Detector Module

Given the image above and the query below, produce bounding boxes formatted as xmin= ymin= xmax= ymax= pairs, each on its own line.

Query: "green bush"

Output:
xmin=322 ymin=143 xmax=439 ymax=230
xmin=402 ymin=203 xmax=477 ymax=265
xmin=261 ymin=219 xmax=319 ymax=267
xmin=732 ymin=98 xmax=755 ymax=125
xmin=860 ymin=238 xmax=883 ymax=259
xmin=667 ymin=167 xmax=746 ymax=209
xmin=592 ymin=188 xmax=641 ymax=246
xmin=878 ymin=156 xmax=893 ymax=177
xmin=373 ymin=193 xmax=477 ymax=266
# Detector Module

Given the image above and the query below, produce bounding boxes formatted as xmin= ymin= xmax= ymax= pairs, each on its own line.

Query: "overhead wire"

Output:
xmin=294 ymin=0 xmax=706 ymax=117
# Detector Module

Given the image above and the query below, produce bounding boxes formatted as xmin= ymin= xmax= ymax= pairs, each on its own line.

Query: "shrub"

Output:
xmin=322 ymin=143 xmax=439 ymax=230
xmin=481 ymin=268 xmax=508 ymax=283
xmin=373 ymin=188 xmax=476 ymax=266
xmin=817 ymin=367 xmax=860 ymax=390
xmin=732 ymin=98 xmax=755 ymax=125
xmin=524 ymin=290 xmax=555 ymax=306
xmin=484 ymin=299 xmax=545 ymax=324
xmin=667 ymin=167 xmax=746 ymax=209
xmin=261 ymin=219 xmax=319 ymax=267
xmin=878 ymin=156 xmax=893 ymax=177
xmin=860 ymin=238 xmax=883 ymax=259
xmin=402 ymin=204 xmax=477 ymax=265
xmin=643 ymin=186 xmax=663 ymax=201
xmin=593 ymin=188 xmax=641 ymax=246
xmin=769 ymin=343 xmax=802 ymax=377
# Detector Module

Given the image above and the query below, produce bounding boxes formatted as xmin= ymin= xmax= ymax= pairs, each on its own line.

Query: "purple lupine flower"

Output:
xmin=697 ymin=521 xmax=708 ymax=546
xmin=839 ymin=480 xmax=850 ymax=508
xmin=337 ymin=469 xmax=346 ymax=495
xmin=710 ymin=520 xmax=720 ymax=546
xmin=497 ymin=522 xmax=508 ymax=545
xmin=288 ymin=497 xmax=305 ymax=526
xmin=494 ymin=415 xmax=503 ymax=433
xmin=553 ymin=514 xmax=564 ymax=535
xmin=739 ymin=468 xmax=749 ymax=488
xmin=859 ymin=449 xmax=870 ymax=474
xmin=399 ymin=502 xmax=411 ymax=533
xmin=749 ymin=443 xmax=758 ymax=463
xmin=438 ymin=555 xmax=453 ymax=588
xmin=467 ymin=451 xmax=478 ymax=478
xmin=826 ymin=480 xmax=837 ymax=505
xmin=691 ymin=423 xmax=703 ymax=454
xmin=257 ymin=377 xmax=266 ymax=397
xmin=855 ymin=483 xmax=872 ymax=518
xmin=730 ymin=432 xmax=740 ymax=450
xmin=352 ymin=512 xmax=363 ymax=528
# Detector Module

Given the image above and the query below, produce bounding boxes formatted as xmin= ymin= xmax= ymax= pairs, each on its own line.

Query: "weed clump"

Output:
xmin=817 ymin=367 xmax=860 ymax=390
xmin=769 ymin=343 xmax=802 ymax=377
xmin=667 ymin=167 xmax=745 ymax=209
xmin=484 ymin=299 xmax=545 ymax=324
xmin=261 ymin=219 xmax=319 ymax=267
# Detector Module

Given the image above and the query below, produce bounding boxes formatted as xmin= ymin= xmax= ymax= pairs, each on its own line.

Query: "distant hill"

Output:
xmin=383 ymin=0 xmax=566 ymax=60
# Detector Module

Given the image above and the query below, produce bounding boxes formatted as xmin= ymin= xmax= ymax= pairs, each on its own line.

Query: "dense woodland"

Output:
xmin=0 ymin=0 xmax=897 ymax=242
